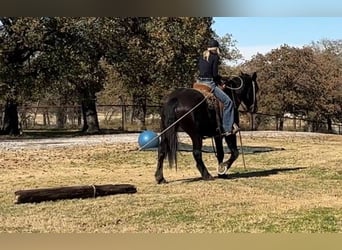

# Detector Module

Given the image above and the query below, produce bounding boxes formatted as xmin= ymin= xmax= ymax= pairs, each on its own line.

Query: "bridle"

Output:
xmin=250 ymin=79 xmax=257 ymax=113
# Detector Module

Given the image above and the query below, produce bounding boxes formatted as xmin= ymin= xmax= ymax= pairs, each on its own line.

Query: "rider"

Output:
xmin=197 ymin=38 xmax=240 ymax=136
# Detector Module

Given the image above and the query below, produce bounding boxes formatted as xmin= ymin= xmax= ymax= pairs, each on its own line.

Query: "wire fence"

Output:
xmin=1 ymin=104 xmax=341 ymax=135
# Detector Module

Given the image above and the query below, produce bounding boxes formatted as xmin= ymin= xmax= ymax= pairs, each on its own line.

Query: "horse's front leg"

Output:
xmin=191 ymin=135 xmax=214 ymax=181
xmin=214 ymin=136 xmax=224 ymax=164
xmin=218 ymin=134 xmax=239 ymax=177
xmin=214 ymin=136 xmax=225 ymax=175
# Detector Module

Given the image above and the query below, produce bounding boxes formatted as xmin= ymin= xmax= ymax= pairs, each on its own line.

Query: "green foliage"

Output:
xmin=0 ymin=18 xmax=123 ymax=104
xmin=106 ymin=17 xmax=214 ymax=104
xmin=0 ymin=17 xmax=45 ymax=103
xmin=0 ymin=17 xmax=242 ymax=107
xmin=0 ymin=17 xmax=250 ymax=131
xmin=2 ymin=17 xmax=341 ymax=127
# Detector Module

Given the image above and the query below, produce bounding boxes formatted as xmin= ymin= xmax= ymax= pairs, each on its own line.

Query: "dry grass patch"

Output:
xmin=0 ymin=132 xmax=341 ymax=232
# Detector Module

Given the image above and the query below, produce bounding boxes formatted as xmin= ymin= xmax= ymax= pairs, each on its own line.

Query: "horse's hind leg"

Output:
xmin=190 ymin=135 xmax=214 ymax=180
xmin=155 ymin=137 xmax=167 ymax=184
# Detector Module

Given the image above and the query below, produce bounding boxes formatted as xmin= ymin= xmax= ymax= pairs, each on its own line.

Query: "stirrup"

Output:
xmin=221 ymin=124 xmax=240 ymax=137
xmin=221 ymin=131 xmax=232 ymax=137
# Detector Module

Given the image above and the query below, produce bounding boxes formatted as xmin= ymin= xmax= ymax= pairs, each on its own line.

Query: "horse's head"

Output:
xmin=222 ymin=72 xmax=259 ymax=113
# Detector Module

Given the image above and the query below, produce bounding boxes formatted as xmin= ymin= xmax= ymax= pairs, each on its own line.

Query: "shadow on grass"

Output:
xmin=143 ymin=142 xmax=285 ymax=154
xmin=170 ymin=167 xmax=306 ymax=184
xmin=220 ymin=167 xmax=306 ymax=180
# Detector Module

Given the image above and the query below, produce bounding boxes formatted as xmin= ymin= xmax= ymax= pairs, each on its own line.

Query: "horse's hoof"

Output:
xmin=203 ymin=175 xmax=215 ymax=181
xmin=217 ymin=162 xmax=228 ymax=175
xmin=156 ymin=178 xmax=167 ymax=184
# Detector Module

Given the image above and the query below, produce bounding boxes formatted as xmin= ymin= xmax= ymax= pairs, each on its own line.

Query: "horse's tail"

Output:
xmin=161 ymin=97 xmax=179 ymax=169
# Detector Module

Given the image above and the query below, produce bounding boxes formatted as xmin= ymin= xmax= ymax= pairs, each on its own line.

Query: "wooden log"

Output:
xmin=15 ymin=184 xmax=137 ymax=204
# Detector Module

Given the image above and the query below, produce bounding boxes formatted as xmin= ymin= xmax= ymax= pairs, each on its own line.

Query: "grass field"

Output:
xmin=0 ymin=131 xmax=341 ymax=232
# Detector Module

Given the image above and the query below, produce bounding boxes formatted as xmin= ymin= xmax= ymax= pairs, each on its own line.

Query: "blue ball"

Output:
xmin=138 ymin=130 xmax=160 ymax=149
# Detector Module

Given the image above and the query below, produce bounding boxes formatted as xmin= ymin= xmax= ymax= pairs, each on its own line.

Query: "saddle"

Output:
xmin=192 ymin=82 xmax=224 ymax=134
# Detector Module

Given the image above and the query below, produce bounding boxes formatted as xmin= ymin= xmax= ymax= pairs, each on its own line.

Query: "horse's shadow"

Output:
xmin=179 ymin=143 xmax=286 ymax=154
xmin=169 ymin=167 xmax=306 ymax=184
xmin=145 ymin=144 xmax=285 ymax=154
xmin=218 ymin=167 xmax=306 ymax=180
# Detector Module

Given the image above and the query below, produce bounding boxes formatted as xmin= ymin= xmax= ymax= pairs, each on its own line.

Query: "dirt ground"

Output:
xmin=0 ymin=131 xmax=332 ymax=151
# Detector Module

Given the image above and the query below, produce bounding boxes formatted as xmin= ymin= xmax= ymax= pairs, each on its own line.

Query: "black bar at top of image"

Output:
xmin=0 ymin=0 xmax=236 ymax=17
xmin=1 ymin=0 xmax=341 ymax=17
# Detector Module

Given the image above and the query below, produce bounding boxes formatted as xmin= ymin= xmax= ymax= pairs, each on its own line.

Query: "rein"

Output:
xmin=138 ymin=94 xmax=210 ymax=151
xmin=223 ymin=76 xmax=243 ymax=110
xmin=224 ymin=77 xmax=257 ymax=113
xmin=224 ymin=76 xmax=244 ymax=91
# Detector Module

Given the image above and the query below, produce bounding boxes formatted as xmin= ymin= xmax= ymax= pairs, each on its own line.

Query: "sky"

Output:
xmin=212 ymin=17 xmax=342 ymax=63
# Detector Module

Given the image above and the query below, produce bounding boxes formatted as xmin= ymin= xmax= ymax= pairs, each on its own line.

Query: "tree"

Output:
xmin=36 ymin=17 xmax=106 ymax=133
xmin=310 ymin=39 xmax=342 ymax=130
xmin=0 ymin=17 xmax=127 ymax=134
xmin=244 ymin=44 xmax=342 ymax=131
xmin=102 ymin=17 xmax=212 ymax=129
xmin=105 ymin=17 xmax=235 ymax=129
xmin=1 ymin=17 xmax=242 ymax=133
xmin=0 ymin=17 xmax=45 ymax=135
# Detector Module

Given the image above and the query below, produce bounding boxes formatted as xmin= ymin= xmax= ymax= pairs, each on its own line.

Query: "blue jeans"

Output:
xmin=198 ymin=80 xmax=234 ymax=133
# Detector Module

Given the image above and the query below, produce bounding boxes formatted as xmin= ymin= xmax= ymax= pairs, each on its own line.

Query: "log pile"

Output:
xmin=15 ymin=184 xmax=137 ymax=204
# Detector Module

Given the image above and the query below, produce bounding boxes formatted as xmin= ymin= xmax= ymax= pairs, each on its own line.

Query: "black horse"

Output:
xmin=155 ymin=72 xmax=258 ymax=184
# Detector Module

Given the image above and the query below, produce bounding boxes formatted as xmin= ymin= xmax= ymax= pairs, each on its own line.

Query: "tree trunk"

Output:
xmin=327 ymin=118 xmax=332 ymax=132
xmin=77 ymin=106 xmax=82 ymax=126
xmin=279 ymin=118 xmax=284 ymax=131
xmin=43 ymin=108 xmax=50 ymax=126
xmin=1 ymin=99 xmax=20 ymax=135
xmin=132 ymin=94 xmax=147 ymax=130
xmin=0 ymin=105 xmax=3 ymax=129
xmin=275 ymin=115 xmax=284 ymax=131
xmin=15 ymin=184 xmax=137 ymax=204
xmin=81 ymin=98 xmax=100 ymax=133
xmin=56 ymin=106 xmax=67 ymax=129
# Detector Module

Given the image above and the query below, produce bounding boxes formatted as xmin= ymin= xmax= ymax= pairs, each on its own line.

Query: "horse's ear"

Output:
xmin=252 ymin=72 xmax=257 ymax=80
